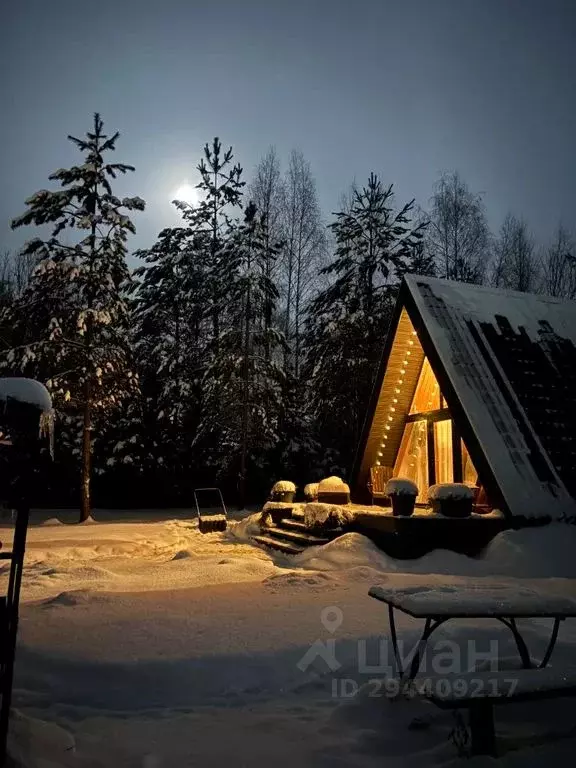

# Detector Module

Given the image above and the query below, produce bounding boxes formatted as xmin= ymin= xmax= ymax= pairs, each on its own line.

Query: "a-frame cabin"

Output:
xmin=353 ymin=275 xmax=576 ymax=522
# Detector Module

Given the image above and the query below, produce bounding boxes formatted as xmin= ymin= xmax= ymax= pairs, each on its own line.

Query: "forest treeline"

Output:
xmin=1 ymin=115 xmax=574 ymax=517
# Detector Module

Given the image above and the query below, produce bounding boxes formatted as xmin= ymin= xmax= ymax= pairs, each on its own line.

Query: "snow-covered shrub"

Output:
xmin=385 ymin=478 xmax=418 ymax=497
xmin=428 ymin=483 xmax=475 ymax=501
xmin=271 ymin=480 xmax=296 ymax=494
xmin=304 ymin=482 xmax=318 ymax=501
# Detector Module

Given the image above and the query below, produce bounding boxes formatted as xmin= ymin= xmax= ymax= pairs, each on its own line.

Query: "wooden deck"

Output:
xmin=347 ymin=504 xmax=507 ymax=557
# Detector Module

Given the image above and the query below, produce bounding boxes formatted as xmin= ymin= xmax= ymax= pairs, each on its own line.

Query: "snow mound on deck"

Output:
xmin=304 ymin=503 xmax=354 ymax=528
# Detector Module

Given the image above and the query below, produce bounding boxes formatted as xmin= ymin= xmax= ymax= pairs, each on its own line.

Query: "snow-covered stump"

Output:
xmin=428 ymin=483 xmax=475 ymax=518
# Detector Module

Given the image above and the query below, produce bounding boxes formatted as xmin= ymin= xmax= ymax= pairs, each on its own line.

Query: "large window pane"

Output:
xmin=462 ymin=440 xmax=479 ymax=487
xmin=410 ymin=358 xmax=441 ymax=413
xmin=434 ymin=420 xmax=453 ymax=485
xmin=394 ymin=420 xmax=428 ymax=502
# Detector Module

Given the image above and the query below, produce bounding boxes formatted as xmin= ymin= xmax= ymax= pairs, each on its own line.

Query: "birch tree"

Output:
xmin=491 ymin=214 xmax=538 ymax=292
xmin=426 ymin=171 xmax=490 ymax=283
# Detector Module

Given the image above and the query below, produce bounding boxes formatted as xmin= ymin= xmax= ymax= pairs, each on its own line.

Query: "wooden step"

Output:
xmin=277 ymin=518 xmax=309 ymax=533
xmin=268 ymin=525 xmax=329 ymax=546
xmin=251 ymin=535 xmax=304 ymax=555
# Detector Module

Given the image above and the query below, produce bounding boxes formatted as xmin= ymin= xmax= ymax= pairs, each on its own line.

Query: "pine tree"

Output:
xmin=305 ymin=173 xmax=425 ymax=474
xmin=3 ymin=113 xmax=144 ymax=521
xmin=174 ymin=138 xmax=245 ymax=346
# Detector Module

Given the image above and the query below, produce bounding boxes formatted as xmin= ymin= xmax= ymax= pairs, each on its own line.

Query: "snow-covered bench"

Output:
xmin=411 ymin=668 xmax=576 ymax=756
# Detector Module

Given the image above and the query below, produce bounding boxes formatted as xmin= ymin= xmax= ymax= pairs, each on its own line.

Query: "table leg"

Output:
xmin=407 ymin=618 xmax=448 ymax=681
xmin=497 ymin=618 xmax=532 ymax=668
xmin=539 ymin=618 xmax=562 ymax=669
xmin=388 ymin=604 xmax=403 ymax=677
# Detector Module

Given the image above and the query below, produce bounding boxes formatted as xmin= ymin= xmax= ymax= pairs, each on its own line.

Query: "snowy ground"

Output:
xmin=2 ymin=509 xmax=576 ymax=767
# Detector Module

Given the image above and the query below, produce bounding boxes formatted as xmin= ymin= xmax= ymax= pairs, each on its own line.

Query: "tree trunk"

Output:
xmin=239 ymin=281 xmax=251 ymax=509
xmin=80 ymin=378 xmax=91 ymax=523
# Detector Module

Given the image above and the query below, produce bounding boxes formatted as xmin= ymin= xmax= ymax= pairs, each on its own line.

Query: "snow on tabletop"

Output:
xmin=0 ymin=377 xmax=52 ymax=411
xmin=317 ymin=475 xmax=350 ymax=493
xmin=271 ymin=480 xmax=296 ymax=493
xmin=427 ymin=483 xmax=475 ymax=501
xmin=303 ymin=482 xmax=318 ymax=497
xmin=368 ymin=580 xmax=576 ymax=617
xmin=385 ymin=477 xmax=418 ymax=496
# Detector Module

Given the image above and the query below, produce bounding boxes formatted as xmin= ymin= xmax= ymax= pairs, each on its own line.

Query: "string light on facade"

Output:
xmin=379 ymin=327 xmax=419 ymax=468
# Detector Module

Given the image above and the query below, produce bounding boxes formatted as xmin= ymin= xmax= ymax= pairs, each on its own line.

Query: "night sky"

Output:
xmin=1 ymin=0 xmax=575 ymax=254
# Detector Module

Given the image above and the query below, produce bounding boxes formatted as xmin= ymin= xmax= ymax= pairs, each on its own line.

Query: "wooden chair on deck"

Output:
xmin=368 ymin=466 xmax=394 ymax=505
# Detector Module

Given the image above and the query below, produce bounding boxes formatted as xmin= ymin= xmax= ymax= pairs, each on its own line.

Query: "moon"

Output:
xmin=173 ymin=182 xmax=198 ymax=205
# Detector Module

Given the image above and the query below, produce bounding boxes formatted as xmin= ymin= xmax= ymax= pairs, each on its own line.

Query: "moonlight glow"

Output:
xmin=173 ymin=182 xmax=198 ymax=205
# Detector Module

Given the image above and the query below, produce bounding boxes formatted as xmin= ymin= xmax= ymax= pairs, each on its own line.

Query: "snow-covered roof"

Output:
xmin=404 ymin=275 xmax=576 ymax=520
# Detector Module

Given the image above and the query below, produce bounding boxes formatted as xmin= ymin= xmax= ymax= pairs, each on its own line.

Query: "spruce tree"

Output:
xmin=4 ymin=113 xmax=144 ymax=521
xmin=132 ymin=226 xmax=209 ymax=489
xmin=195 ymin=202 xmax=285 ymax=503
xmin=305 ymin=173 xmax=425 ymax=474
xmin=132 ymin=138 xmax=245 ymax=495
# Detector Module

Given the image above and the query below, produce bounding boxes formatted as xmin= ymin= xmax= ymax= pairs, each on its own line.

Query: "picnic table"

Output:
xmin=369 ymin=581 xmax=576 ymax=680
xmin=368 ymin=580 xmax=576 ymax=755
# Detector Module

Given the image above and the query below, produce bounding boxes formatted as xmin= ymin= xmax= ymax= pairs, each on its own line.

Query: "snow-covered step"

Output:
xmin=268 ymin=525 xmax=330 ymax=547
xmin=277 ymin=518 xmax=309 ymax=533
xmin=251 ymin=534 xmax=304 ymax=555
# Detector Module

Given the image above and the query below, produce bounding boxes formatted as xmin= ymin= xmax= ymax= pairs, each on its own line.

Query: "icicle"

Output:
xmin=40 ymin=409 xmax=55 ymax=459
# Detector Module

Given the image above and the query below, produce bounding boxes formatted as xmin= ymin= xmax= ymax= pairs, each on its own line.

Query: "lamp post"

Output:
xmin=0 ymin=378 xmax=53 ymax=766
